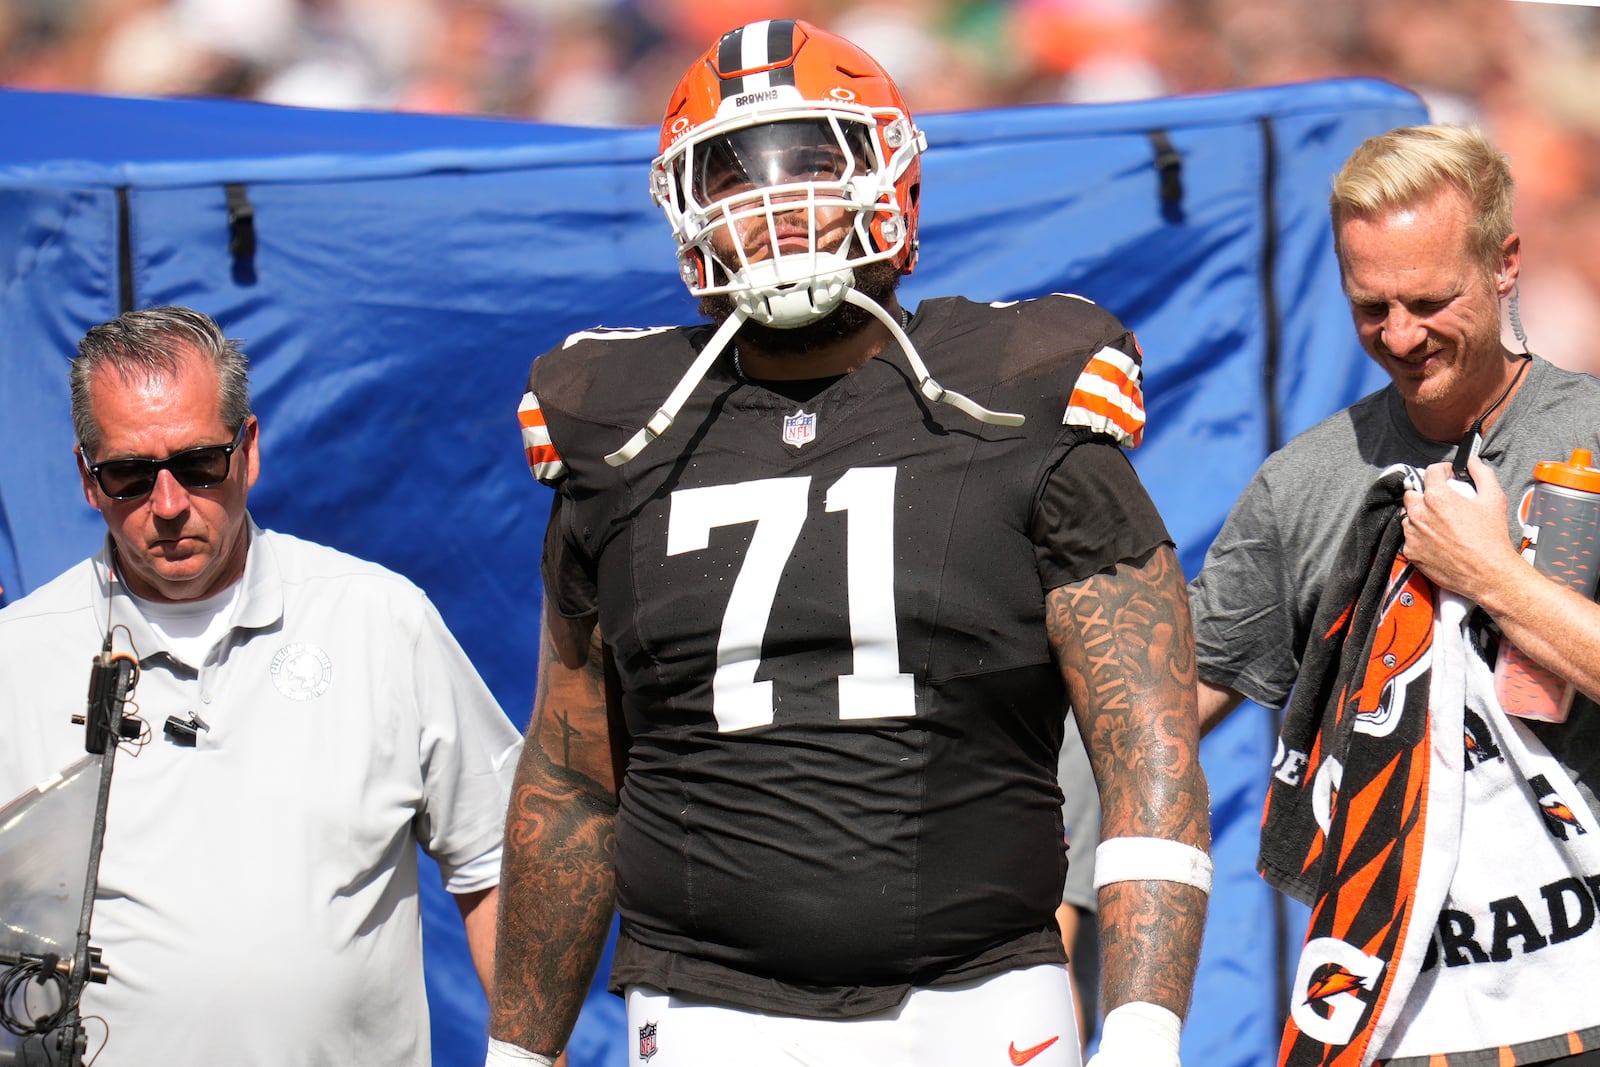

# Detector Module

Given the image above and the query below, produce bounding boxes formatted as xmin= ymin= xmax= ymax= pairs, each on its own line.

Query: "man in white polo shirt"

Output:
xmin=0 ymin=305 xmax=522 ymax=1066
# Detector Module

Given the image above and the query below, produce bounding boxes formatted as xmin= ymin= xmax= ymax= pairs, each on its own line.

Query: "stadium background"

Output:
xmin=2 ymin=1 xmax=1595 ymax=1063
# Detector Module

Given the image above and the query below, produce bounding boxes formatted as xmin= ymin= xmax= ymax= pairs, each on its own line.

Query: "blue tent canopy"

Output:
xmin=0 ymin=78 xmax=1427 ymax=1066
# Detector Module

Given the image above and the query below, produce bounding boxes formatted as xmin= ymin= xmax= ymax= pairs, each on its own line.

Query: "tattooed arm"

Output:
xmin=1046 ymin=543 xmax=1211 ymax=1022
xmin=488 ymin=598 xmax=621 ymax=1058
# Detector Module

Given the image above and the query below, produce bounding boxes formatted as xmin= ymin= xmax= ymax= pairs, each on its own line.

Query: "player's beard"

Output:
xmin=699 ymin=259 xmax=903 ymax=357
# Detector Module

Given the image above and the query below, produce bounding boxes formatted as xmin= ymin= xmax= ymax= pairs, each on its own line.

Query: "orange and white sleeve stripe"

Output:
xmin=1063 ymin=345 xmax=1145 ymax=448
xmin=518 ymin=391 xmax=566 ymax=481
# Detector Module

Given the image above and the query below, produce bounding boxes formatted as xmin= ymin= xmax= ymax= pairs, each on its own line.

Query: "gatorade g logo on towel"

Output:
xmin=1531 ymin=774 xmax=1588 ymax=841
xmin=1290 ymin=937 xmax=1385 ymax=1045
xmin=1463 ymin=707 xmax=1504 ymax=769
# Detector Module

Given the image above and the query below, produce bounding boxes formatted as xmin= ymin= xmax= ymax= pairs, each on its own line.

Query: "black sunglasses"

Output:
xmin=85 ymin=421 xmax=250 ymax=501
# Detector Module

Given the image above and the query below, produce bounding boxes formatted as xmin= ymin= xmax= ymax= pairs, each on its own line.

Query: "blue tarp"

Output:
xmin=0 ymin=79 xmax=1427 ymax=1066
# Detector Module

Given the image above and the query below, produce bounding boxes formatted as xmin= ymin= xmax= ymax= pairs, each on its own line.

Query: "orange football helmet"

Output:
xmin=606 ymin=19 xmax=1016 ymax=468
xmin=651 ymin=18 xmax=927 ymax=328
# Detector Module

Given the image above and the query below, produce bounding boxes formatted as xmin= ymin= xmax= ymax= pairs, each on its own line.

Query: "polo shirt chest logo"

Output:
xmin=270 ymin=642 xmax=333 ymax=701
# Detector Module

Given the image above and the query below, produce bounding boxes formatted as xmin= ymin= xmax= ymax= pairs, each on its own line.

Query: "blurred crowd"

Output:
xmin=2 ymin=0 xmax=1598 ymax=372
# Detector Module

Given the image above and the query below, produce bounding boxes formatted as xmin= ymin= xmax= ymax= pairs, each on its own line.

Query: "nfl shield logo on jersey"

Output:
xmin=638 ymin=1021 xmax=659 ymax=1061
xmin=782 ymin=409 xmax=817 ymax=448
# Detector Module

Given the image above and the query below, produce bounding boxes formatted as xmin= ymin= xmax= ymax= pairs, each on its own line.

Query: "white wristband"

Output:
xmin=1084 ymin=1001 xmax=1182 ymax=1067
xmin=1092 ymin=836 xmax=1212 ymax=894
xmin=484 ymin=1037 xmax=556 ymax=1067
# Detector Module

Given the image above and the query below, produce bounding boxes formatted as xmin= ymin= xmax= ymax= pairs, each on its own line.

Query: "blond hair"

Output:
xmin=1330 ymin=124 xmax=1515 ymax=276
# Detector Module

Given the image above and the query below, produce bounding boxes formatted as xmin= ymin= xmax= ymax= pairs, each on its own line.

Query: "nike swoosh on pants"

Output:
xmin=1008 ymin=1035 xmax=1060 ymax=1065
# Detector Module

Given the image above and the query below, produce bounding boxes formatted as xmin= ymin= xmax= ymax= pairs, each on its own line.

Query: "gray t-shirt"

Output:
xmin=1058 ymin=712 xmax=1100 ymax=912
xmin=1190 ymin=354 xmax=1600 ymax=803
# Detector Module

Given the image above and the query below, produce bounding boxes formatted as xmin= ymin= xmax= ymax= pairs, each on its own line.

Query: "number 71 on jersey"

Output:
xmin=667 ymin=467 xmax=917 ymax=731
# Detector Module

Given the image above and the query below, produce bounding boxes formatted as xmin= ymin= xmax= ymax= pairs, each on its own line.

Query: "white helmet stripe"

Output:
xmin=717 ymin=19 xmax=798 ymax=98
xmin=740 ymin=21 xmax=773 ymax=78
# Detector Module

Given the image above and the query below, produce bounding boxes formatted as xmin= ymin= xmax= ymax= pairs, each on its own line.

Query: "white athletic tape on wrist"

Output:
xmin=484 ymin=1037 xmax=556 ymax=1067
xmin=1092 ymin=836 xmax=1213 ymax=894
xmin=1084 ymin=1001 xmax=1182 ymax=1067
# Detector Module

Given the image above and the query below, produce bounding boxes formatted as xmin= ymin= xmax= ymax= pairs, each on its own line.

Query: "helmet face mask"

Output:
xmin=652 ymin=19 xmax=926 ymax=329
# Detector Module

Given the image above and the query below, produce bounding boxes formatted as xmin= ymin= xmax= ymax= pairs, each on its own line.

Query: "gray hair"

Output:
xmin=1330 ymin=123 xmax=1516 ymax=279
xmin=71 ymin=306 xmax=253 ymax=458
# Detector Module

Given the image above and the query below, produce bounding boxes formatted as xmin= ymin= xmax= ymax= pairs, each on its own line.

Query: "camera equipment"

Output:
xmin=162 ymin=712 xmax=209 ymax=747
xmin=0 ymin=647 xmax=140 ymax=1065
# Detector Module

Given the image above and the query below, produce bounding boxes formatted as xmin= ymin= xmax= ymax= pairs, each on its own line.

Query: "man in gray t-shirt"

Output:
xmin=1192 ymin=362 xmax=1600 ymax=719
xmin=1190 ymin=124 xmax=1600 ymax=1067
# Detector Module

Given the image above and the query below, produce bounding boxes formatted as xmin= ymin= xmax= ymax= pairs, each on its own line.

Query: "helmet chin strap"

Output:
xmin=842 ymin=288 xmax=1024 ymax=428
xmin=604 ymin=288 xmax=1025 ymax=467
xmin=605 ymin=306 xmax=748 ymax=466
xmin=737 ymin=258 xmax=854 ymax=328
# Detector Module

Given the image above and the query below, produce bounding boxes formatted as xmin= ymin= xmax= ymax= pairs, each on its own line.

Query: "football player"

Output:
xmin=489 ymin=19 xmax=1210 ymax=1067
